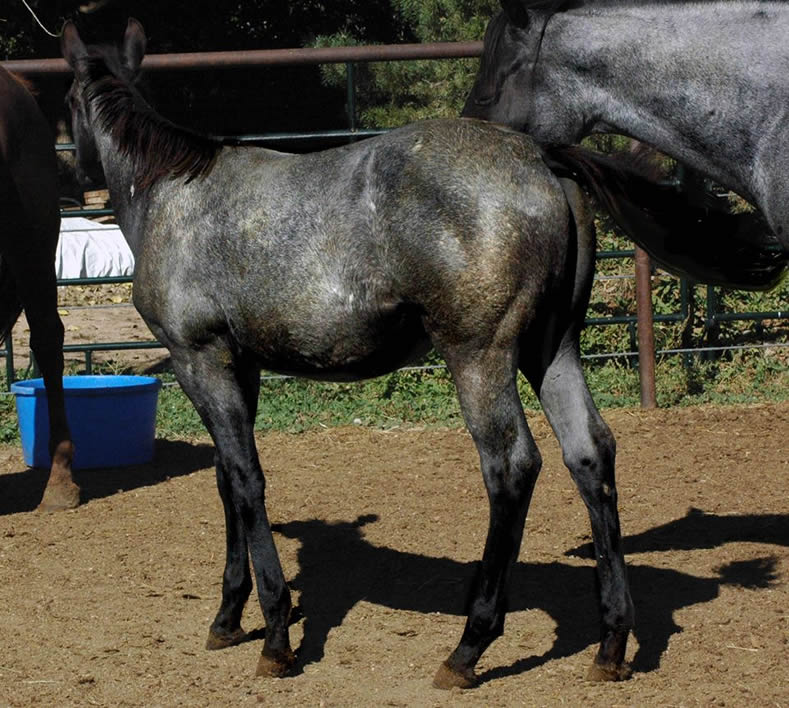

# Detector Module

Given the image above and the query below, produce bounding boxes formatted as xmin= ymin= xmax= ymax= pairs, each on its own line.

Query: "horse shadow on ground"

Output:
xmin=565 ymin=507 xmax=788 ymax=557
xmin=262 ymin=510 xmax=784 ymax=684
xmin=0 ymin=438 xmax=214 ymax=515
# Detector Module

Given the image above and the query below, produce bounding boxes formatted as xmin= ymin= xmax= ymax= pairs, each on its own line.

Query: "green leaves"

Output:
xmin=315 ymin=0 xmax=498 ymax=128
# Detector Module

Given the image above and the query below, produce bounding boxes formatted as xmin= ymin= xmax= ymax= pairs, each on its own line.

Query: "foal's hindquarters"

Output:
xmin=132 ymin=121 xmax=632 ymax=685
xmin=432 ymin=176 xmax=633 ymax=688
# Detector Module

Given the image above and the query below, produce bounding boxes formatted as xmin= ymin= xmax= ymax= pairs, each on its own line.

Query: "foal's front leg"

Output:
xmin=204 ymin=456 xmax=254 ymax=650
xmin=433 ymin=354 xmax=542 ymax=689
xmin=167 ymin=343 xmax=295 ymax=676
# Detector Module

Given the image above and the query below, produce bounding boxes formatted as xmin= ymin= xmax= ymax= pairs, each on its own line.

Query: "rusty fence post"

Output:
xmin=634 ymin=246 xmax=657 ymax=408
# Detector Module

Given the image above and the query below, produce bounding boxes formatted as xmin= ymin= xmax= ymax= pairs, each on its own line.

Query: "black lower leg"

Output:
xmin=207 ymin=460 xmax=253 ymax=649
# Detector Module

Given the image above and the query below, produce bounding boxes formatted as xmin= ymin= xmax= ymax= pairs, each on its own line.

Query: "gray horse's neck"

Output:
xmin=540 ymin=2 xmax=789 ymax=201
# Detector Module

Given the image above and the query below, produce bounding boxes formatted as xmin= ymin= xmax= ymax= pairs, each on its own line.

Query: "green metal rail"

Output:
xmin=2 ymin=48 xmax=786 ymax=390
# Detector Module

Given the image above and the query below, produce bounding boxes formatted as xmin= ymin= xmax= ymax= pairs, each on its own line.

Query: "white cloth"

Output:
xmin=56 ymin=217 xmax=135 ymax=279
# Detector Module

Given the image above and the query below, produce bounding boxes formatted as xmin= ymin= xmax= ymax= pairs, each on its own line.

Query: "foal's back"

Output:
xmin=132 ymin=119 xmax=573 ymax=379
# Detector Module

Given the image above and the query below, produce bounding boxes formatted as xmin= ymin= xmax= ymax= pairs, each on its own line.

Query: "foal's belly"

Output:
xmin=242 ymin=303 xmax=432 ymax=382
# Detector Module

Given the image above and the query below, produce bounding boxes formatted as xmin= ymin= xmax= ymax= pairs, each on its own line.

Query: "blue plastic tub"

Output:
xmin=11 ymin=375 xmax=162 ymax=470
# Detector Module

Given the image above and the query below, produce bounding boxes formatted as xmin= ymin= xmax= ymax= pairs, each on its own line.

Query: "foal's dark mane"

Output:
xmin=78 ymin=56 xmax=220 ymax=189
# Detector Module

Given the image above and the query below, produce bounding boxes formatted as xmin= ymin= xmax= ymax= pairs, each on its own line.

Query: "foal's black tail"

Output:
xmin=0 ymin=257 xmax=23 ymax=347
xmin=542 ymin=145 xmax=788 ymax=290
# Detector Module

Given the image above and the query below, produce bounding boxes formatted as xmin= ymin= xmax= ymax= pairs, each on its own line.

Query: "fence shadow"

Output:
xmin=0 ymin=437 xmax=214 ymax=515
xmin=264 ymin=513 xmax=778 ymax=684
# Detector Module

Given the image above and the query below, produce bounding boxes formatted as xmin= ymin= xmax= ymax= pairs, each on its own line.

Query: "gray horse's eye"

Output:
xmin=474 ymin=93 xmax=497 ymax=107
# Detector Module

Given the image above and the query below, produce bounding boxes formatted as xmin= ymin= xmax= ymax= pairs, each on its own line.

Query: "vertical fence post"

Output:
xmin=345 ymin=62 xmax=357 ymax=137
xmin=3 ymin=329 xmax=14 ymax=389
xmin=635 ymin=246 xmax=657 ymax=408
xmin=705 ymin=285 xmax=720 ymax=360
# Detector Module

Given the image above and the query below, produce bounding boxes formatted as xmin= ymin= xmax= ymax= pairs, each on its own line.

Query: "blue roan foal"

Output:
xmin=61 ymin=18 xmax=713 ymax=688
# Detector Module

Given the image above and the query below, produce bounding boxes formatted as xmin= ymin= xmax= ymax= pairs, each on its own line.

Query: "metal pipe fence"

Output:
xmin=2 ymin=42 xmax=786 ymax=403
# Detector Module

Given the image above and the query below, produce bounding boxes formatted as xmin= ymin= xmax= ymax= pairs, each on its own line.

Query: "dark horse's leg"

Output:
xmin=0 ymin=165 xmax=76 ymax=511
xmin=522 ymin=180 xmax=633 ymax=680
xmin=433 ymin=350 xmax=542 ymax=689
xmin=21 ymin=265 xmax=77 ymax=512
xmin=166 ymin=342 xmax=294 ymax=676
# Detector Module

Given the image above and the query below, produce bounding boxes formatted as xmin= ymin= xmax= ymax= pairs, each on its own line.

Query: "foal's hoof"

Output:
xmin=205 ymin=627 xmax=246 ymax=650
xmin=37 ymin=480 xmax=80 ymax=512
xmin=432 ymin=661 xmax=478 ymax=690
xmin=255 ymin=648 xmax=296 ymax=678
xmin=587 ymin=660 xmax=633 ymax=682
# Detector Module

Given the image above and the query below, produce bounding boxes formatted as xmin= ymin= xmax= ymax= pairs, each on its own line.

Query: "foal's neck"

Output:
xmin=95 ymin=132 xmax=148 ymax=258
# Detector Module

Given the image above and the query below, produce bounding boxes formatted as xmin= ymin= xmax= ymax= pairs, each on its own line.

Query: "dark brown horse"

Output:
xmin=0 ymin=67 xmax=77 ymax=511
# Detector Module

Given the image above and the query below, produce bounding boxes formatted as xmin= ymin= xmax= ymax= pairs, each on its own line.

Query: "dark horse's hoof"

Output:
xmin=256 ymin=648 xmax=296 ymax=678
xmin=587 ymin=660 xmax=633 ymax=682
xmin=205 ymin=627 xmax=246 ymax=650
xmin=37 ymin=479 xmax=80 ymax=512
xmin=432 ymin=661 xmax=478 ymax=690
xmin=37 ymin=441 xmax=80 ymax=512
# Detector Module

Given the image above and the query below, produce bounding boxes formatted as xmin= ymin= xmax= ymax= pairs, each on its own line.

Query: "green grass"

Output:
xmin=1 ymin=346 xmax=784 ymax=446
xmin=148 ymin=349 xmax=789 ymax=437
xmin=1 ymin=226 xmax=785 ymax=443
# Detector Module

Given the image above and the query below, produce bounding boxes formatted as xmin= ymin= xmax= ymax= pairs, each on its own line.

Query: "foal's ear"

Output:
xmin=500 ymin=0 xmax=530 ymax=28
xmin=121 ymin=17 xmax=147 ymax=74
xmin=61 ymin=20 xmax=87 ymax=68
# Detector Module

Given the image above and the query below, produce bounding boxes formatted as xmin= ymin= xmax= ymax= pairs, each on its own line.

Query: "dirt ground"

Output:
xmin=0 ymin=399 xmax=786 ymax=707
xmin=10 ymin=288 xmax=170 ymax=375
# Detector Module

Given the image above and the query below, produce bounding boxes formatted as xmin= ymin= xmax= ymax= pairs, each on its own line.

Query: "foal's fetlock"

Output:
xmin=205 ymin=626 xmax=246 ymax=650
xmin=255 ymin=645 xmax=296 ymax=678
xmin=432 ymin=661 xmax=478 ymax=690
xmin=587 ymin=659 xmax=633 ymax=682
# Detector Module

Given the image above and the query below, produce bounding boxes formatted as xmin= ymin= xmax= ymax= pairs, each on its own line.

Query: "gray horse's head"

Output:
xmin=61 ymin=17 xmax=146 ymax=188
xmin=462 ymin=0 xmax=584 ymax=143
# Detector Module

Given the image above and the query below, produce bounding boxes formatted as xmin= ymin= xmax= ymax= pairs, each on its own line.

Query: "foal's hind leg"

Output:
xmin=522 ymin=180 xmax=633 ymax=680
xmin=165 ymin=342 xmax=294 ymax=676
xmin=524 ymin=338 xmax=634 ymax=681
xmin=433 ymin=352 xmax=542 ymax=689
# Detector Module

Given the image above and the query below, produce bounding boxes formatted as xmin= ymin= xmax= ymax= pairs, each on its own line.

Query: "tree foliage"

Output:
xmin=2 ymin=1 xmax=498 ymax=136
xmin=315 ymin=0 xmax=498 ymax=128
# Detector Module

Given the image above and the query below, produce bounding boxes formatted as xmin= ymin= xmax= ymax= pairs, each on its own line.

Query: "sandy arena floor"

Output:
xmin=0 ymin=402 xmax=786 ymax=706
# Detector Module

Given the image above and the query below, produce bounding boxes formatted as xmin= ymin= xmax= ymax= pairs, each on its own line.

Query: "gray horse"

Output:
xmin=62 ymin=18 xmax=730 ymax=688
xmin=464 ymin=0 xmax=789 ymax=275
